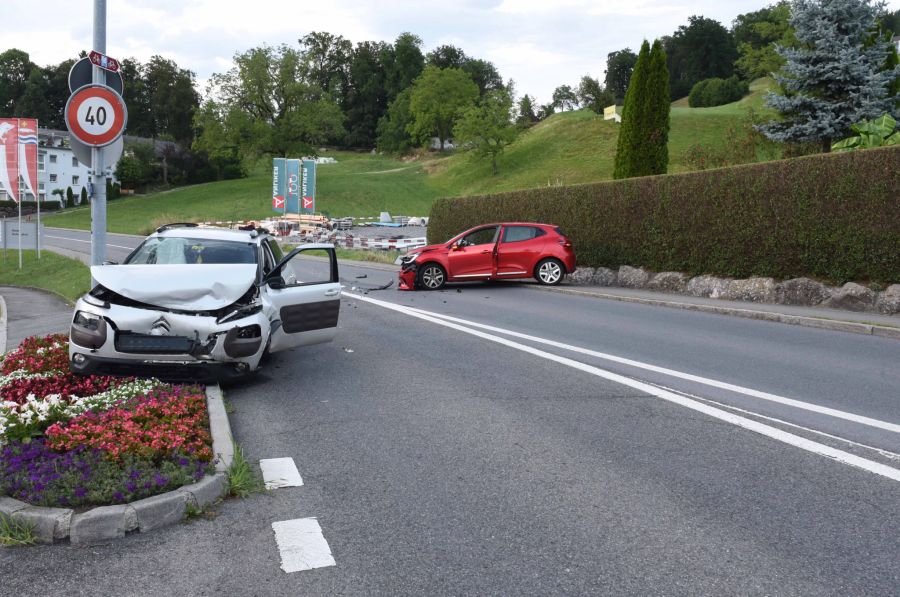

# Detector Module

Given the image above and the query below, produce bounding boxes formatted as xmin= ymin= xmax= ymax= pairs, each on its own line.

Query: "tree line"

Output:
xmin=545 ymin=4 xmax=899 ymax=115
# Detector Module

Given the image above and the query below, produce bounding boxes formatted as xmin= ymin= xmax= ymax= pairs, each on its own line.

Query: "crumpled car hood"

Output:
xmin=91 ymin=264 xmax=258 ymax=311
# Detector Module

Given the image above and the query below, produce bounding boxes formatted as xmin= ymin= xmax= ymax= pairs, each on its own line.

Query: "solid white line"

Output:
xmin=648 ymin=381 xmax=900 ymax=462
xmin=260 ymin=457 xmax=304 ymax=489
xmin=45 ymin=235 xmax=135 ymax=250
xmin=399 ymin=305 xmax=900 ymax=435
xmin=345 ymin=292 xmax=900 ymax=483
xmin=272 ymin=518 xmax=336 ymax=573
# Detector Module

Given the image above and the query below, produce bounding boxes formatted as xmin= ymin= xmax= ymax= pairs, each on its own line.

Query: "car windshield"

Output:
xmin=125 ymin=237 xmax=257 ymax=265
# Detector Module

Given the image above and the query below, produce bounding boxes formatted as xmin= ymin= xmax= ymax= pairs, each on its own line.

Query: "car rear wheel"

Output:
xmin=535 ymin=258 xmax=564 ymax=285
xmin=418 ymin=263 xmax=447 ymax=290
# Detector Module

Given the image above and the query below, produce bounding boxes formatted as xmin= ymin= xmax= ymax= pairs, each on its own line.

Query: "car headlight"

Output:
xmin=400 ymin=252 xmax=420 ymax=264
xmin=82 ymin=293 xmax=110 ymax=309
xmin=73 ymin=310 xmax=102 ymax=331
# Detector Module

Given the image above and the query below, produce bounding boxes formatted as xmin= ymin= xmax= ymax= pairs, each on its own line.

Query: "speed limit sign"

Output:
xmin=65 ymin=84 xmax=128 ymax=147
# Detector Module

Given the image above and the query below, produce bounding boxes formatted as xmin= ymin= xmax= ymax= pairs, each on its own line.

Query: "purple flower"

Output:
xmin=125 ymin=481 xmax=137 ymax=493
xmin=73 ymin=486 xmax=87 ymax=498
xmin=154 ymin=474 xmax=168 ymax=487
xmin=113 ymin=491 xmax=124 ymax=502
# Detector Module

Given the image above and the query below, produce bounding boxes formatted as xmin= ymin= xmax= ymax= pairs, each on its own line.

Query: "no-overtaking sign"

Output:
xmin=65 ymin=84 xmax=128 ymax=147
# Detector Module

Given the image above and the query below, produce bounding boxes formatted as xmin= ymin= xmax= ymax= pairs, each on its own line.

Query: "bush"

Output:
xmin=80 ymin=186 xmax=88 ymax=204
xmin=66 ymin=186 xmax=75 ymax=207
xmin=428 ymin=147 xmax=900 ymax=284
xmin=688 ymin=76 xmax=749 ymax=108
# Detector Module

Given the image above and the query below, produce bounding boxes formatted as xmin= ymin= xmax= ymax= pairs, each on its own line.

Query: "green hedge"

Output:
xmin=688 ymin=76 xmax=749 ymax=108
xmin=428 ymin=147 xmax=900 ymax=284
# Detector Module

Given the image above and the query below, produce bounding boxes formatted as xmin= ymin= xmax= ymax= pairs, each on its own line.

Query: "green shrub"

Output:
xmin=66 ymin=186 xmax=75 ymax=208
xmin=80 ymin=186 xmax=88 ymax=204
xmin=428 ymin=147 xmax=900 ymax=284
xmin=689 ymin=76 xmax=749 ymax=108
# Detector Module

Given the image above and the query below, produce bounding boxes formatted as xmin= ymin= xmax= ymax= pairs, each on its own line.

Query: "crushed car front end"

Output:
xmin=69 ymin=284 xmax=269 ymax=381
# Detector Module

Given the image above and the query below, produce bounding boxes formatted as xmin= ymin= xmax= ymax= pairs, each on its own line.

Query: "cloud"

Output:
xmin=5 ymin=0 xmax=900 ymax=106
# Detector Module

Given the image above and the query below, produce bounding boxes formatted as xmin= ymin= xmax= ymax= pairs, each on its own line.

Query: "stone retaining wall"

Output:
xmin=567 ymin=266 xmax=900 ymax=315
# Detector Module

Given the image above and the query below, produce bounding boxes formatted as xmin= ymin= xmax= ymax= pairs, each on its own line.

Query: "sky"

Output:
xmin=4 ymin=0 xmax=900 ymax=104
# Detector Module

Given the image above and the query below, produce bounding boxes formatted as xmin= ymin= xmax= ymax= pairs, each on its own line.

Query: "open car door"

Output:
xmin=263 ymin=244 xmax=341 ymax=353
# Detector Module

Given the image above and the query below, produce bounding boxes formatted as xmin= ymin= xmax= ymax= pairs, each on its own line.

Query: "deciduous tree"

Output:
xmin=664 ymin=16 xmax=737 ymax=99
xmin=604 ymin=49 xmax=637 ymax=103
xmin=454 ymin=87 xmax=518 ymax=175
xmin=407 ymin=66 xmax=478 ymax=150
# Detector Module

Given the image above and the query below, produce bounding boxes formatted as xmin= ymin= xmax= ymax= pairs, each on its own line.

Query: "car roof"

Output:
xmin=470 ymin=222 xmax=558 ymax=229
xmin=153 ymin=226 xmax=268 ymax=243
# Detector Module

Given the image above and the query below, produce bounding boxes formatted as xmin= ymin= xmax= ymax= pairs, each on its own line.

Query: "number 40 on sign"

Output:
xmin=64 ymin=84 xmax=128 ymax=148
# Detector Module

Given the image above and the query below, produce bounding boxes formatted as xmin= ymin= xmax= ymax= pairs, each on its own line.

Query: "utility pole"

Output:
xmin=90 ymin=0 xmax=107 ymax=270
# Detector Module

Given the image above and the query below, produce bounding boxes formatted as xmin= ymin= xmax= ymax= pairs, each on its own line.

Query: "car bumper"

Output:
xmin=398 ymin=262 xmax=418 ymax=291
xmin=69 ymin=297 xmax=269 ymax=380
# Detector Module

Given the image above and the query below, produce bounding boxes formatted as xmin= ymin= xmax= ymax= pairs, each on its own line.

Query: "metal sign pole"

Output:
xmin=90 ymin=0 xmax=108 ymax=279
xmin=17 ymin=194 xmax=22 ymax=269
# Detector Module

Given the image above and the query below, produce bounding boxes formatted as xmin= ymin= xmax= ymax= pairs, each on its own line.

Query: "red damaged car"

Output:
xmin=398 ymin=223 xmax=576 ymax=291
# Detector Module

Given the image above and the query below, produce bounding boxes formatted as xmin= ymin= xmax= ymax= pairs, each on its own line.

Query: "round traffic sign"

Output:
xmin=65 ymin=84 xmax=128 ymax=147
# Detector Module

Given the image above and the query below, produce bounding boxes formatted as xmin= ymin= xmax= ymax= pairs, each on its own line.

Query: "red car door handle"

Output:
xmin=481 ymin=250 xmax=491 ymax=254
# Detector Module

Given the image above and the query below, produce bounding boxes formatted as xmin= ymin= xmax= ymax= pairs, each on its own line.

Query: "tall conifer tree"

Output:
xmin=646 ymin=40 xmax=671 ymax=175
xmin=613 ymin=41 xmax=650 ymax=179
xmin=613 ymin=40 xmax=670 ymax=178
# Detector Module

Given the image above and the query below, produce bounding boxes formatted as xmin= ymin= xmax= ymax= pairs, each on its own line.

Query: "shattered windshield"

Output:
xmin=125 ymin=237 xmax=257 ymax=265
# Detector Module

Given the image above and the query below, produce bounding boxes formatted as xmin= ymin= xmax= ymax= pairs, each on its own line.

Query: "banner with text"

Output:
xmin=286 ymin=159 xmax=301 ymax=214
xmin=0 ymin=118 xmax=19 ymax=202
xmin=18 ymin=118 xmax=38 ymax=201
xmin=301 ymin=159 xmax=316 ymax=214
xmin=272 ymin=158 xmax=286 ymax=212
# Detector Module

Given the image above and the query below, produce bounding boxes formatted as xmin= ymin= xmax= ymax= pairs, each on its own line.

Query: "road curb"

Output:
xmin=534 ymin=286 xmax=900 ymax=340
xmin=0 ymin=384 xmax=233 ymax=545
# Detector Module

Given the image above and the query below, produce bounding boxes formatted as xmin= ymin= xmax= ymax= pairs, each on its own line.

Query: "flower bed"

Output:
xmin=0 ymin=334 xmax=213 ymax=508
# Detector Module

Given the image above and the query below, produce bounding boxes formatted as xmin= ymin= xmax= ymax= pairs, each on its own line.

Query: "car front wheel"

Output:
xmin=418 ymin=263 xmax=447 ymax=290
xmin=535 ymin=258 xmax=564 ymax=285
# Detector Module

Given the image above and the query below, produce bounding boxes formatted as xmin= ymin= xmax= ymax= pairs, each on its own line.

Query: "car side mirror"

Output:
xmin=102 ymin=260 xmax=118 ymax=265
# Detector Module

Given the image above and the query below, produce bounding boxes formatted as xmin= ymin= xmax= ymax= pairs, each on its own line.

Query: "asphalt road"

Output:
xmin=5 ymin=228 xmax=899 ymax=595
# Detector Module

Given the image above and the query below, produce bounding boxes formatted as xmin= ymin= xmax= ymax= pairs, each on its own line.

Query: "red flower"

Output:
xmin=46 ymin=386 xmax=213 ymax=463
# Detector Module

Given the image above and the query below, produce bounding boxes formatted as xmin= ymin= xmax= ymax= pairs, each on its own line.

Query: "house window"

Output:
xmin=49 ymin=174 xmax=57 ymax=183
xmin=38 ymin=152 xmax=45 ymax=171
xmin=38 ymin=183 xmax=45 ymax=201
xmin=72 ymin=157 xmax=78 ymax=167
xmin=49 ymin=154 xmax=57 ymax=164
xmin=72 ymin=175 xmax=80 ymax=185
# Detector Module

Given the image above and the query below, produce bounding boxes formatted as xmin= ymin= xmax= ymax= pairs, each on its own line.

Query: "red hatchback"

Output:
xmin=398 ymin=223 xmax=576 ymax=290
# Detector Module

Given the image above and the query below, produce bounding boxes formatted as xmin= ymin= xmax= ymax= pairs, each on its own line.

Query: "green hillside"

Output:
xmin=47 ymin=78 xmax=777 ymax=234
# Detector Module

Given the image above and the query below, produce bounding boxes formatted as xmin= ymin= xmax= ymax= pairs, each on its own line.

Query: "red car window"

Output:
xmin=502 ymin=226 xmax=545 ymax=243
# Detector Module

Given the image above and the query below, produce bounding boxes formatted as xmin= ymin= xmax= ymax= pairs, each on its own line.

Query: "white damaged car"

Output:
xmin=69 ymin=223 xmax=341 ymax=381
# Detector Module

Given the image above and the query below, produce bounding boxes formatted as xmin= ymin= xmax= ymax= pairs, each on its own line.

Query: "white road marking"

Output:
xmin=648 ymin=381 xmax=900 ymax=462
xmin=345 ymin=292 xmax=900 ymax=483
xmin=399 ymin=304 xmax=900 ymax=435
xmin=260 ymin=457 xmax=304 ymax=489
xmin=45 ymin=235 xmax=135 ymax=250
xmin=272 ymin=518 xmax=336 ymax=573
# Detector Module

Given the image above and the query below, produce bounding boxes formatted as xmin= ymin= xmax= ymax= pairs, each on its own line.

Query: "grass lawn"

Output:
xmin=43 ymin=78 xmax=778 ymax=234
xmin=0 ymin=250 xmax=90 ymax=303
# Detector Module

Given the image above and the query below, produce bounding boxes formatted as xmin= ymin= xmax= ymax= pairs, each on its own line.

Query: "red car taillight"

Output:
xmin=559 ymin=239 xmax=572 ymax=248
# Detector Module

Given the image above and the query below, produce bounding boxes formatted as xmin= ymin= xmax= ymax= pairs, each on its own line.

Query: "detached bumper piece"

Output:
xmin=115 ymin=333 xmax=195 ymax=354
xmin=398 ymin=262 xmax=418 ymax=291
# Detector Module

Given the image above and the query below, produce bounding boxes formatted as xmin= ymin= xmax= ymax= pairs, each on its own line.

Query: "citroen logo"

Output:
xmin=150 ymin=316 xmax=171 ymax=336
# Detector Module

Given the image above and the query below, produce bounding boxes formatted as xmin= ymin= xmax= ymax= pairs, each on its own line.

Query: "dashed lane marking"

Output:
xmin=260 ymin=457 xmax=304 ymax=489
xmin=272 ymin=518 xmax=336 ymax=573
